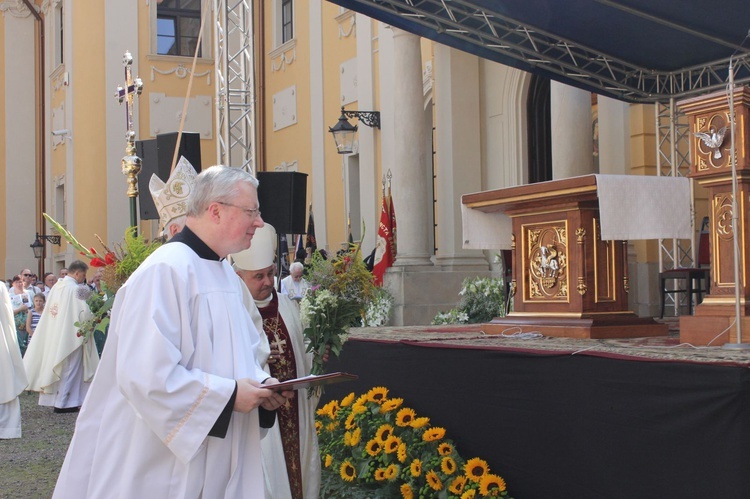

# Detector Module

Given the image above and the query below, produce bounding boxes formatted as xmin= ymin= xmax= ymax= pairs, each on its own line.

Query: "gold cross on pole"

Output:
xmin=115 ymin=51 xmax=144 ymax=228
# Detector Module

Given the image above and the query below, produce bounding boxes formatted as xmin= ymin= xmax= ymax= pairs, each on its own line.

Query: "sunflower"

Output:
xmin=410 ymin=416 xmax=430 ymax=428
xmin=339 ymin=460 xmax=356 ymax=482
xmin=316 ymin=400 xmax=340 ymax=419
xmin=324 ymin=454 xmax=333 ymax=468
xmin=426 ymin=470 xmax=443 ymax=491
xmin=374 ymin=468 xmax=387 ymax=481
xmin=315 ymin=420 xmax=323 ymax=434
xmin=344 ymin=412 xmax=356 ymax=430
xmin=409 ymin=459 xmax=422 ymax=477
xmin=375 ymin=424 xmax=395 ymax=443
xmin=438 ymin=442 xmax=454 ymax=456
xmin=340 ymin=392 xmax=356 ymax=407
xmin=395 ymin=407 xmax=416 ymax=427
xmin=381 ymin=397 xmax=404 ymax=412
xmin=479 ymin=474 xmax=507 ymax=496
xmin=366 ymin=386 xmax=389 ymax=404
xmin=384 ymin=435 xmax=402 ymax=454
xmin=351 ymin=402 xmax=367 ymax=415
xmin=422 ymin=427 xmax=446 ymax=442
xmin=347 ymin=427 xmax=362 ymax=446
xmin=397 ymin=442 xmax=408 ymax=463
xmin=384 ymin=463 xmax=399 ymax=480
xmin=400 ymin=483 xmax=414 ymax=499
xmin=449 ymin=475 xmax=468 ymax=495
xmin=441 ymin=456 xmax=457 ymax=475
xmin=365 ymin=438 xmax=383 ymax=456
xmin=464 ymin=457 xmax=489 ymax=483
xmin=461 ymin=490 xmax=477 ymax=499
xmin=325 ymin=421 xmax=338 ymax=432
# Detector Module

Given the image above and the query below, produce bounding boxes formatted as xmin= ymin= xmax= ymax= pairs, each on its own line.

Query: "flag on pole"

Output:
xmin=305 ymin=205 xmax=317 ymax=255
xmin=372 ymin=195 xmax=395 ymax=286
xmin=388 ymin=187 xmax=397 ymax=257
xmin=294 ymin=233 xmax=306 ymax=262
xmin=347 ymin=215 xmax=354 ymax=245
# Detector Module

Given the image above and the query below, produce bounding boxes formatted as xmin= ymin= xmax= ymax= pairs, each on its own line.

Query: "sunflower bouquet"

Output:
xmin=44 ymin=213 xmax=162 ymax=341
xmin=301 ymin=242 xmax=379 ymax=376
xmin=316 ymin=387 xmax=512 ymax=499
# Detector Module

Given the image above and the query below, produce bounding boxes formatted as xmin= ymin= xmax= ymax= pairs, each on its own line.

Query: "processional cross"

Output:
xmin=115 ymin=51 xmax=144 ymax=229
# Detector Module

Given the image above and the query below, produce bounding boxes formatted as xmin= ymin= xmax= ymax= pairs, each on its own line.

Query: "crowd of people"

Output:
xmin=0 ymin=160 xmax=321 ymax=498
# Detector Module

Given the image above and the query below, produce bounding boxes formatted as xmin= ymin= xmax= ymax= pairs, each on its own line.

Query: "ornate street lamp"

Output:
xmin=30 ymin=232 xmax=61 ymax=259
xmin=329 ymin=106 xmax=380 ymax=155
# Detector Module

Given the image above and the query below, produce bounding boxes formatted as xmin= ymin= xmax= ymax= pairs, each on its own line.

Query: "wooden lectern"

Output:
xmin=679 ymin=86 xmax=750 ymax=345
xmin=462 ymin=175 xmax=667 ymax=339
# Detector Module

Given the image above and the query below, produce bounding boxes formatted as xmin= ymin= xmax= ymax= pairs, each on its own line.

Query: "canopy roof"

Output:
xmin=329 ymin=0 xmax=750 ymax=103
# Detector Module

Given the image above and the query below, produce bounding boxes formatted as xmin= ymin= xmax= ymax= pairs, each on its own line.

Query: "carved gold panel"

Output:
xmin=592 ymin=218 xmax=616 ymax=303
xmin=522 ymin=221 xmax=568 ymax=302
xmin=712 ymin=192 xmax=747 ymax=289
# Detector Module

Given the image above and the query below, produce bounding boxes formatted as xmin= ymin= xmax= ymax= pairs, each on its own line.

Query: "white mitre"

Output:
xmin=148 ymin=155 xmax=198 ymax=230
xmin=230 ymin=224 xmax=277 ymax=271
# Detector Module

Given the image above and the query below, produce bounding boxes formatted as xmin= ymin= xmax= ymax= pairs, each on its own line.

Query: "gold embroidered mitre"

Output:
xmin=148 ymin=156 xmax=198 ymax=230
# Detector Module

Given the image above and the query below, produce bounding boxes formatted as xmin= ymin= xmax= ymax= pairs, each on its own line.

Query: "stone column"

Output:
xmin=550 ymin=81 xmax=595 ymax=179
xmin=391 ymin=28 xmax=433 ymax=267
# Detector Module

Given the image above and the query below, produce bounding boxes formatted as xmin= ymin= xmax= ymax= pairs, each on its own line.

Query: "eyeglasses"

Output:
xmin=22 ymin=273 xmax=32 ymax=277
xmin=217 ymin=202 xmax=261 ymax=220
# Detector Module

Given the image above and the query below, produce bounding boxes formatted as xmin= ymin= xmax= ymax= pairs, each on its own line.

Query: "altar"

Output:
xmin=462 ymin=174 xmax=692 ymax=338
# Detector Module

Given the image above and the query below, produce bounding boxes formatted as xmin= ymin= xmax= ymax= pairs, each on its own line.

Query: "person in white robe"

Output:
xmin=280 ymin=261 xmax=310 ymax=301
xmin=23 ymin=260 xmax=98 ymax=412
xmin=231 ymin=223 xmax=321 ymax=499
xmin=0 ymin=281 xmax=27 ymax=438
xmin=53 ymin=165 xmax=292 ymax=499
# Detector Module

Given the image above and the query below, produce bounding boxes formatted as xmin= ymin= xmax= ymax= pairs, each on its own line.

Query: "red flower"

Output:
xmin=105 ymin=252 xmax=116 ymax=265
xmin=89 ymin=247 xmax=98 ymax=255
xmin=90 ymin=257 xmax=107 ymax=267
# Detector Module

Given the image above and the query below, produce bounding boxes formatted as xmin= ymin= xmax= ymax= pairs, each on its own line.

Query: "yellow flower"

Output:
xmin=324 ymin=454 xmax=332 ymax=468
xmin=340 ymin=460 xmax=356 ymax=482
xmin=340 ymin=392 xmax=356 ymax=407
xmin=381 ymin=397 xmax=403 ymax=412
xmin=316 ymin=400 xmax=339 ymax=419
xmin=438 ymin=442 xmax=454 ymax=456
xmin=479 ymin=474 xmax=507 ymax=496
xmin=375 ymin=424 xmax=395 ymax=443
xmin=397 ymin=442 xmax=408 ymax=463
xmin=384 ymin=464 xmax=399 ymax=480
xmin=366 ymin=438 xmax=382 ymax=456
xmin=441 ymin=456 xmax=457 ymax=475
xmin=325 ymin=421 xmax=338 ymax=432
xmin=374 ymin=468 xmax=387 ymax=481
xmin=345 ymin=412 xmax=356 ymax=430
xmin=352 ymin=402 xmax=367 ymax=415
xmin=426 ymin=470 xmax=443 ymax=491
xmin=400 ymin=483 xmax=413 ymax=499
xmin=461 ymin=490 xmax=477 ymax=499
xmin=367 ymin=386 xmax=389 ymax=404
xmin=384 ymin=435 xmax=402 ymax=454
xmin=449 ymin=475 xmax=468 ymax=495
xmin=410 ymin=416 xmax=430 ymax=428
xmin=347 ymin=427 xmax=362 ymax=446
xmin=409 ymin=459 xmax=422 ymax=477
xmin=422 ymin=427 xmax=446 ymax=442
xmin=395 ymin=407 xmax=416 ymax=427
xmin=465 ymin=457 xmax=489 ymax=483
xmin=315 ymin=421 xmax=322 ymax=434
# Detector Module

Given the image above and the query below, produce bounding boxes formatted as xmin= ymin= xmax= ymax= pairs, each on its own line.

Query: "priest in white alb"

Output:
xmin=231 ymin=224 xmax=321 ymax=498
xmin=53 ymin=165 xmax=293 ymax=499
xmin=0 ymin=281 xmax=27 ymax=438
xmin=23 ymin=259 xmax=98 ymax=413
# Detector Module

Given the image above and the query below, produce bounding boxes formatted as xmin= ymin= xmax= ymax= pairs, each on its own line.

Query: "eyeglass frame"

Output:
xmin=216 ymin=201 xmax=262 ymax=220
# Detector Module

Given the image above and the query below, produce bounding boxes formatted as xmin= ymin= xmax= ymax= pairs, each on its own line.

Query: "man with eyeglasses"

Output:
xmin=54 ymin=165 xmax=293 ymax=499
xmin=18 ymin=269 xmax=40 ymax=297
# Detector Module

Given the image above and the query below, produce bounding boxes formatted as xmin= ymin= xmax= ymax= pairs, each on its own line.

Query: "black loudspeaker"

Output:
xmin=136 ymin=132 xmax=203 ymax=220
xmin=256 ymin=171 xmax=308 ymax=234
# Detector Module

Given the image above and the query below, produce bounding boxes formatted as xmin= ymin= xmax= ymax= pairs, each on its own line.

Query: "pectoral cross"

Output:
xmin=115 ymin=51 xmax=144 ymax=228
xmin=270 ymin=331 xmax=287 ymax=356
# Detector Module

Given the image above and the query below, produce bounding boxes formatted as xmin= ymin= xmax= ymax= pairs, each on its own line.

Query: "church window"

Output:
xmin=281 ymin=0 xmax=294 ymax=44
xmin=54 ymin=3 xmax=64 ymax=67
xmin=157 ymin=0 xmax=201 ymax=57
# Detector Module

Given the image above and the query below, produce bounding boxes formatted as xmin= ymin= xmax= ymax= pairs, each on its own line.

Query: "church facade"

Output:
xmin=0 ymin=0 xmax=688 ymax=321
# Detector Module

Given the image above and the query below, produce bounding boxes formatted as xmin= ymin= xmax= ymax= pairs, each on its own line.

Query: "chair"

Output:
xmin=659 ymin=217 xmax=711 ymax=318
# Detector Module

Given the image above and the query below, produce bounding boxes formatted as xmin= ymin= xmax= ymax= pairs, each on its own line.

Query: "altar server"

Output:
xmin=0 ymin=281 xmax=27 ymax=438
xmin=53 ymin=165 xmax=292 ymax=499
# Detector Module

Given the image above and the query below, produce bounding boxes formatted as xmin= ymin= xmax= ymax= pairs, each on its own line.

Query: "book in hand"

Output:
xmin=261 ymin=372 xmax=358 ymax=391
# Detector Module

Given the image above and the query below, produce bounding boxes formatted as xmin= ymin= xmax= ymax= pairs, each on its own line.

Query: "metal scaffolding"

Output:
xmin=214 ymin=0 xmax=256 ymax=173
